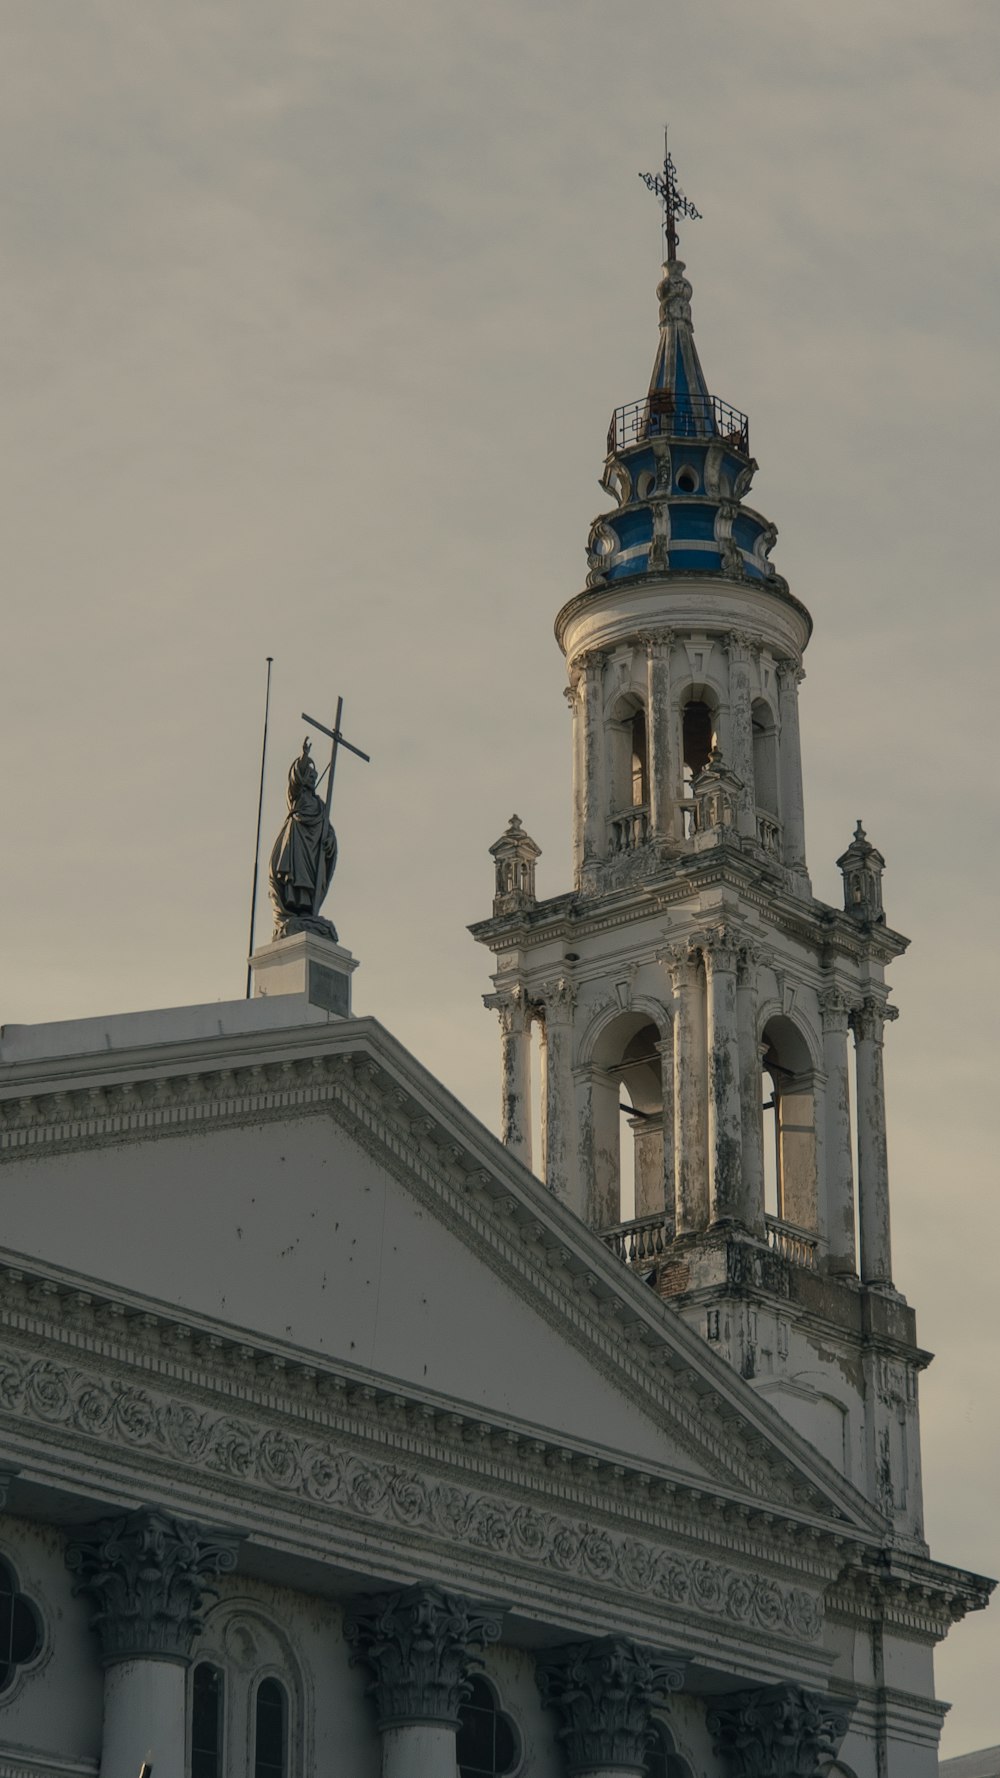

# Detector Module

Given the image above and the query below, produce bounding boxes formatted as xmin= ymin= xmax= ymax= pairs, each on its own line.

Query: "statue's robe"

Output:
xmin=269 ymin=788 xmax=338 ymax=922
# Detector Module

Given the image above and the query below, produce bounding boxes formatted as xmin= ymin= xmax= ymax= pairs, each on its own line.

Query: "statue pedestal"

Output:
xmin=250 ymin=932 xmax=358 ymax=1020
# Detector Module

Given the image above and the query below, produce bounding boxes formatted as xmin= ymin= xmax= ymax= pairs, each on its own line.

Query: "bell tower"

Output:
xmin=471 ymin=152 xmax=927 ymax=1545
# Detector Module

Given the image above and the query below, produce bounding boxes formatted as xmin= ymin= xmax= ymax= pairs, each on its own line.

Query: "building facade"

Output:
xmin=0 ymin=193 xmax=989 ymax=1778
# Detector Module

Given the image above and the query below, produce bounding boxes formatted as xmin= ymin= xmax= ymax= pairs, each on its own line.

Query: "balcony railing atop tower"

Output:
xmin=599 ymin=1212 xmax=818 ymax=1272
xmin=608 ymin=391 xmax=750 ymax=457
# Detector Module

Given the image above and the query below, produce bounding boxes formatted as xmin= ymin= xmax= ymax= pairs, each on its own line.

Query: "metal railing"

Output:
xmin=608 ymin=391 xmax=750 ymax=456
xmin=765 ymin=1216 xmax=818 ymax=1270
xmin=600 ymin=1214 xmax=671 ymax=1266
xmin=610 ymin=806 xmax=650 ymax=854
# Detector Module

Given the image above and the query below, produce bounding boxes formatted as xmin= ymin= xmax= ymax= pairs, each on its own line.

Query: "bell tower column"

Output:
xmin=644 ymin=631 xmax=674 ymax=840
xmin=852 ymin=997 xmax=894 ymax=1287
xmin=665 ymin=944 xmax=708 ymax=1235
xmin=726 ymin=633 xmax=757 ymax=840
xmin=485 ymin=987 xmax=533 ymax=1167
xmin=703 ymin=926 xmax=745 ymax=1227
xmin=736 ymin=940 xmax=765 ymax=1235
xmin=820 ymin=989 xmax=857 ymax=1275
xmin=541 ymin=977 xmax=579 ymax=1211
xmin=776 ymin=658 xmax=808 ymax=874
xmin=578 ymin=650 xmax=608 ymax=868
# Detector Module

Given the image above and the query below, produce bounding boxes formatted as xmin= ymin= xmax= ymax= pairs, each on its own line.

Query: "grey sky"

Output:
xmin=1 ymin=0 xmax=997 ymax=1752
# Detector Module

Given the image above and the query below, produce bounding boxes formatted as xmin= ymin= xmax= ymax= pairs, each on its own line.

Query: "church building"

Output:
xmin=0 ymin=151 xmax=989 ymax=1778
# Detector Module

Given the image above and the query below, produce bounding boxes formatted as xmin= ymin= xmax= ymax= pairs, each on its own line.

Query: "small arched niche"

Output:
xmin=589 ymin=1011 xmax=671 ymax=1229
xmin=761 ymin=1014 xmax=818 ymax=1234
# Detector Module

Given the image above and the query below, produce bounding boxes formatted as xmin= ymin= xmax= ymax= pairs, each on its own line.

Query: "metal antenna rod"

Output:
xmin=245 ymin=655 xmax=274 ymax=998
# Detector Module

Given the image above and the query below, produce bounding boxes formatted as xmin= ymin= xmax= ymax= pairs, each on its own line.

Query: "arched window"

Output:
xmin=457 ymin=1675 xmax=519 ymax=1777
xmin=631 ymin=709 xmax=648 ymax=806
xmin=0 ymin=1558 xmax=41 ymax=1692
xmin=682 ymin=699 xmax=714 ymax=792
xmin=751 ymin=698 xmax=779 ymax=828
xmin=191 ymin=1662 xmax=224 ymax=1778
xmin=644 ymin=1722 xmax=694 ymax=1777
xmin=254 ymin=1677 xmax=288 ymax=1778
xmin=760 ymin=1015 xmax=818 ymax=1240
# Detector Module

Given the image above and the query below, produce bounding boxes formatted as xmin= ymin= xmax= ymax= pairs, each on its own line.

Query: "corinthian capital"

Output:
xmin=696 ymin=922 xmax=742 ymax=973
xmin=65 ymin=1508 xmax=241 ymax=1664
xmin=850 ymin=995 xmax=888 ymax=1045
xmin=707 ymin=1684 xmax=854 ymax=1777
xmin=345 ymin=1584 xmax=502 ymax=1729
xmin=537 ymin=1637 xmax=687 ymax=1774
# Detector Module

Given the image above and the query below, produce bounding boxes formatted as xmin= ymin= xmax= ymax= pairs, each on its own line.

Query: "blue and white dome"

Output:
xmin=586 ymin=260 xmax=782 ymax=590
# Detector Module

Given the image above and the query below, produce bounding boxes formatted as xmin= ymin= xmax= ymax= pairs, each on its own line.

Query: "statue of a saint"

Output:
xmin=268 ymin=738 xmax=339 ymax=942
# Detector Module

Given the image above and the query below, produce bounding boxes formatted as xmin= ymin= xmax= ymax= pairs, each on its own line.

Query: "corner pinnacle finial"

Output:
xmin=638 ymin=125 xmax=702 ymax=263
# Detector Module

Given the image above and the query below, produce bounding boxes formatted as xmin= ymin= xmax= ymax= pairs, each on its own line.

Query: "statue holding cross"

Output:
xmin=268 ymin=697 xmax=370 ymax=944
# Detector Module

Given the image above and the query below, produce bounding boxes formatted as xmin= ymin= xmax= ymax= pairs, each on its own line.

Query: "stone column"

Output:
xmin=726 ymin=633 xmax=757 ymax=839
xmin=566 ymin=673 xmax=585 ymax=885
xmin=644 ymin=631 xmax=674 ymax=840
xmin=736 ymin=942 xmax=765 ymax=1235
xmin=852 ymin=997 xmax=893 ymax=1287
xmin=578 ymin=651 xmax=608 ymax=867
xmin=541 ymin=976 xmax=577 ymax=1209
xmin=65 ymin=1509 xmax=240 ymax=1778
xmin=537 ymin=1637 xmax=687 ymax=1777
xmin=664 ymin=944 xmax=708 ymax=1236
xmin=708 ymin=1683 xmax=854 ymax=1777
xmin=486 ymin=986 xmax=533 ymax=1167
xmin=345 ymin=1584 xmax=502 ymax=1778
xmin=776 ymin=660 xmax=808 ymax=872
xmin=702 ymin=926 xmax=745 ymax=1228
xmin=820 ymin=990 xmax=857 ymax=1275
xmin=656 ymin=1034 xmax=675 ymax=1230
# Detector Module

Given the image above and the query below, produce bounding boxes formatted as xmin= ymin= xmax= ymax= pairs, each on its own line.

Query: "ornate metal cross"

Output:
xmin=301 ymin=696 xmax=371 ymax=914
xmin=639 ymin=129 xmax=702 ymax=263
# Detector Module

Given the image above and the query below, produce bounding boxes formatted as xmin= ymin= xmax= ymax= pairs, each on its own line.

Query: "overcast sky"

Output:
xmin=1 ymin=0 xmax=998 ymax=1753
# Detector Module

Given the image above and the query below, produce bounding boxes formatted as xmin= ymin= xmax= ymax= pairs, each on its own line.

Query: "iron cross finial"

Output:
xmin=639 ymin=127 xmax=702 ymax=263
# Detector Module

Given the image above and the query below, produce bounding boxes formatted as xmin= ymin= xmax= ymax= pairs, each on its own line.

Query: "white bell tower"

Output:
xmin=471 ymin=183 xmax=924 ymax=1544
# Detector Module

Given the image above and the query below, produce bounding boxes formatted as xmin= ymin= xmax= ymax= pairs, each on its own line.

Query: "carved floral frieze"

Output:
xmin=0 ymin=1349 xmax=824 ymax=1645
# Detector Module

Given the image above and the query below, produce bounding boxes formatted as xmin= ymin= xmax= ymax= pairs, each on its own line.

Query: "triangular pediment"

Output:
xmin=0 ymin=1014 xmax=885 ymax=1535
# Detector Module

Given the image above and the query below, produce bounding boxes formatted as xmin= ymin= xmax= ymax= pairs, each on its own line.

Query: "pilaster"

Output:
xmin=737 ymin=939 xmax=765 ymax=1235
xmin=536 ymin=1637 xmax=687 ymax=1777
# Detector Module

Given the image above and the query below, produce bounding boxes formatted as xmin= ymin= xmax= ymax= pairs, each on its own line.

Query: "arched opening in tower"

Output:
xmin=589 ymin=1012 xmax=671 ymax=1231
xmin=760 ymin=1015 xmax=818 ymax=1233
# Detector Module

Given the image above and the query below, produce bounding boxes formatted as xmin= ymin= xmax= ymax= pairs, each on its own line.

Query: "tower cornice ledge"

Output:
xmin=554 ymin=572 xmax=813 ymax=659
xmin=470 ymin=861 xmax=909 ymax=966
